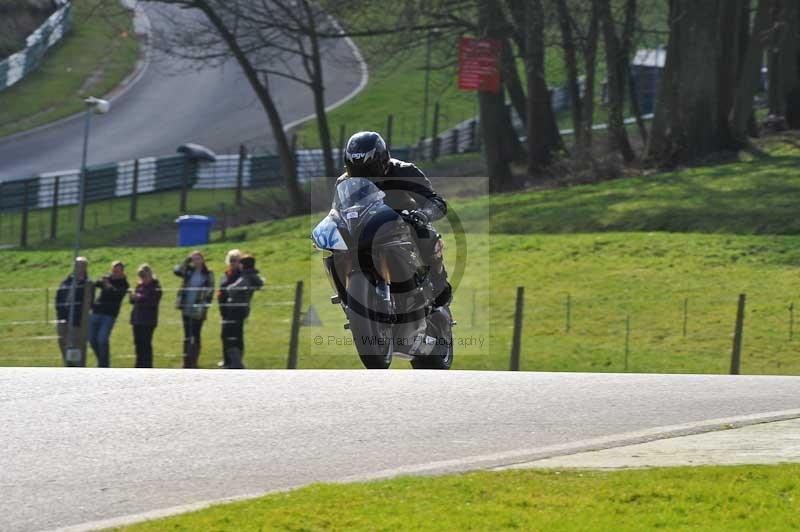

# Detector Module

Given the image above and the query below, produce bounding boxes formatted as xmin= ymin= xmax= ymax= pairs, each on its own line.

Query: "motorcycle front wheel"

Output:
xmin=347 ymin=271 xmax=393 ymax=369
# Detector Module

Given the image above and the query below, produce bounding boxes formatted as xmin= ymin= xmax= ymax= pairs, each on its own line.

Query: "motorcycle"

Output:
xmin=312 ymin=177 xmax=453 ymax=370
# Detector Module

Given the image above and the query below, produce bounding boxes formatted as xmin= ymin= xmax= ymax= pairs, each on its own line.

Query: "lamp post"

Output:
xmin=64 ymin=96 xmax=110 ymax=367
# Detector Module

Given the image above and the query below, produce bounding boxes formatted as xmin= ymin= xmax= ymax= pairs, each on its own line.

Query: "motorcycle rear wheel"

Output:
xmin=411 ymin=307 xmax=453 ymax=370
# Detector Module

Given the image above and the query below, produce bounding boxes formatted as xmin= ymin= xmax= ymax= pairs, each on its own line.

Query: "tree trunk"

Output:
xmin=196 ymin=1 xmax=303 ymax=214
xmin=478 ymin=0 xmax=518 ymax=190
xmin=480 ymin=88 xmax=516 ymax=191
xmin=777 ymin=0 xmax=800 ymax=127
xmin=646 ymin=0 xmax=738 ymax=166
xmin=628 ymin=70 xmax=648 ymax=146
xmin=302 ymin=0 xmax=336 ymax=182
xmin=526 ymin=0 xmax=564 ymax=176
xmin=717 ymin=0 xmax=746 ymax=146
xmin=555 ymin=0 xmax=584 ymax=151
xmin=731 ymin=0 xmax=774 ymax=142
xmin=501 ymin=38 xmax=527 ymax=128
xmin=581 ymin=1 xmax=600 ymax=148
xmin=598 ymin=0 xmax=635 ymax=162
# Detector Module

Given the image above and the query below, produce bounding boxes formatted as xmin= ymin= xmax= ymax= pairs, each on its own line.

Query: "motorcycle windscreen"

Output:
xmin=334 ymin=177 xmax=385 ymax=212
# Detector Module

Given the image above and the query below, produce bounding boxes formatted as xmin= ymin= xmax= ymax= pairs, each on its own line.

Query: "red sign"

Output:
xmin=458 ymin=38 xmax=502 ymax=93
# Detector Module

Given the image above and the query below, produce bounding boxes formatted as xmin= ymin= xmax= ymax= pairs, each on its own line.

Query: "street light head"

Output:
xmin=84 ymin=96 xmax=110 ymax=114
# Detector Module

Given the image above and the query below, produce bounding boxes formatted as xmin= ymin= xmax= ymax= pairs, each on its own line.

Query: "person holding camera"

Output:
xmin=129 ymin=264 xmax=162 ymax=368
xmin=174 ymin=251 xmax=214 ymax=369
xmin=219 ymin=254 xmax=264 ymax=369
xmin=89 ymin=260 xmax=129 ymax=368
xmin=217 ymin=249 xmax=241 ymax=368
xmin=54 ymin=256 xmax=94 ymax=367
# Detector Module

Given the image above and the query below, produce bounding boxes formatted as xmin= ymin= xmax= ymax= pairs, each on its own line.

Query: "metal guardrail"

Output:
xmin=0 ymin=0 xmax=73 ymax=92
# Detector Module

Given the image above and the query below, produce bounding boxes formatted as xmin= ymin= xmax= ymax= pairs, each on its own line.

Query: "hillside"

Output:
xmin=0 ymin=134 xmax=799 ymax=373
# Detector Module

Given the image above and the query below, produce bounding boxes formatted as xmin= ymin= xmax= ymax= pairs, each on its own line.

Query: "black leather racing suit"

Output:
xmin=337 ymin=158 xmax=451 ymax=307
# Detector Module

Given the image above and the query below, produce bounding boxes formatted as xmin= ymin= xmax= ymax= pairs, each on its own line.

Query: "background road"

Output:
xmin=2 ymin=369 xmax=800 ymax=532
xmin=0 ymin=3 xmax=363 ymax=180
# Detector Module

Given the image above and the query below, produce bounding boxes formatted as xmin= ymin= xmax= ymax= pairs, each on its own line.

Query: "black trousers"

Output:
xmin=182 ymin=316 xmax=204 ymax=368
xmin=221 ymin=319 xmax=244 ymax=352
xmin=133 ymin=325 xmax=156 ymax=368
xmin=414 ymin=223 xmax=450 ymax=305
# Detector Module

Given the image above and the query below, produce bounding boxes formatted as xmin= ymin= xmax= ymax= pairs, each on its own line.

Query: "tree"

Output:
xmin=731 ymin=0 xmax=774 ymax=144
xmin=145 ymin=0 xmax=361 ymax=211
xmin=767 ymin=0 xmax=800 ymax=126
xmin=646 ymin=0 xmax=739 ymax=166
xmin=478 ymin=0 xmax=522 ymax=190
xmin=553 ymin=0 xmax=601 ymax=153
xmin=597 ymin=0 xmax=636 ymax=162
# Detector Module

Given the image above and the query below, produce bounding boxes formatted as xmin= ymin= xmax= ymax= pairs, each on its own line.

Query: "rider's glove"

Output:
xmin=404 ymin=209 xmax=429 ymax=228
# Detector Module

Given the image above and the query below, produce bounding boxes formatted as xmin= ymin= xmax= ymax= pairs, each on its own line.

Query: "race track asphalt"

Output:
xmin=0 ymin=3 xmax=364 ymax=180
xmin=2 ymin=368 xmax=800 ymax=531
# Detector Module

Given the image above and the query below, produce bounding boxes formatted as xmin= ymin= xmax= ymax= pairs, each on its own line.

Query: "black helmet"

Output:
xmin=344 ymin=131 xmax=390 ymax=177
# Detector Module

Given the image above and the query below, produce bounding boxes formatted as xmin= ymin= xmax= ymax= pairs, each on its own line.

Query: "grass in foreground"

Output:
xmin=116 ymin=465 xmax=800 ymax=531
xmin=0 ymin=0 xmax=139 ymax=138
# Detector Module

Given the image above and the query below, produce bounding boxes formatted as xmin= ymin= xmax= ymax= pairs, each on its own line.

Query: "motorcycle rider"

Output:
xmin=338 ymin=131 xmax=451 ymax=308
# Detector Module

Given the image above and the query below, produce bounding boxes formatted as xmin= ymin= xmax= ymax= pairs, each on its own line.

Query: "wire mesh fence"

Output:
xmin=2 ymin=282 xmax=799 ymax=374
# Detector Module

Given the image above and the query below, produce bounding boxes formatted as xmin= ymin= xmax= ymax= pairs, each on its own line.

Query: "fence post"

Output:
xmin=219 ymin=202 xmax=227 ymax=241
xmin=20 ymin=182 xmax=29 ymax=248
xmin=130 ymin=159 xmax=139 ymax=222
xmin=236 ymin=144 xmax=246 ymax=207
xmin=471 ymin=289 xmax=477 ymax=328
xmin=683 ymin=297 xmax=688 ymax=337
xmin=180 ymin=158 xmax=189 ymax=214
xmin=624 ymin=314 xmax=630 ymax=372
xmin=50 ymin=175 xmax=60 ymax=240
xmin=469 ymin=120 xmax=478 ymax=151
xmin=287 ymin=280 xmax=304 ymax=369
xmin=565 ymin=294 xmax=571 ymax=333
xmin=431 ymin=101 xmax=441 ymax=160
xmin=510 ymin=286 xmax=524 ymax=371
xmin=730 ymin=294 xmax=746 ymax=375
xmin=451 ymin=127 xmax=460 ymax=156
xmin=386 ymin=114 xmax=394 ymax=150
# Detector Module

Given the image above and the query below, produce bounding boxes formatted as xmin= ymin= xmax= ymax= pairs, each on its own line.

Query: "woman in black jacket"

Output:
xmin=173 ymin=251 xmax=214 ymax=368
xmin=130 ymin=264 xmax=162 ymax=368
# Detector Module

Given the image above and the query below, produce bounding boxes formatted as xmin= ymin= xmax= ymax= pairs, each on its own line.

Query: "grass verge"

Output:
xmin=116 ymin=465 xmax=800 ymax=531
xmin=0 ymin=0 xmax=139 ymax=138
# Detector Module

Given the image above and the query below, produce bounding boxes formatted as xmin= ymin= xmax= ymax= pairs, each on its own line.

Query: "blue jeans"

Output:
xmin=89 ymin=313 xmax=116 ymax=368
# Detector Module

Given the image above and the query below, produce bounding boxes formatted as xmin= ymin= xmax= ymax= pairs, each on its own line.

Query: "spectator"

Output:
xmin=217 ymin=249 xmax=241 ymax=368
xmin=222 ymin=254 xmax=264 ymax=369
xmin=174 ymin=250 xmax=214 ymax=369
xmin=130 ymin=264 xmax=162 ymax=368
xmin=89 ymin=260 xmax=129 ymax=368
xmin=54 ymin=257 xmax=94 ymax=367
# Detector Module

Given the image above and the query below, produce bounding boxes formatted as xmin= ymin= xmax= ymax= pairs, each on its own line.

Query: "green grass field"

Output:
xmin=0 ymin=0 xmax=139 ymax=138
xmin=2 ymin=135 xmax=800 ymax=373
xmin=115 ymin=465 xmax=800 ymax=531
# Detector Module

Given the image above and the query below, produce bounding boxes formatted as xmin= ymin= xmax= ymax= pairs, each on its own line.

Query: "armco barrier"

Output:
xmin=0 ymin=0 xmax=73 ymax=92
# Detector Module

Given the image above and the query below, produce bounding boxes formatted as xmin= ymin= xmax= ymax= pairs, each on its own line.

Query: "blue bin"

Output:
xmin=175 ymin=215 xmax=216 ymax=247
